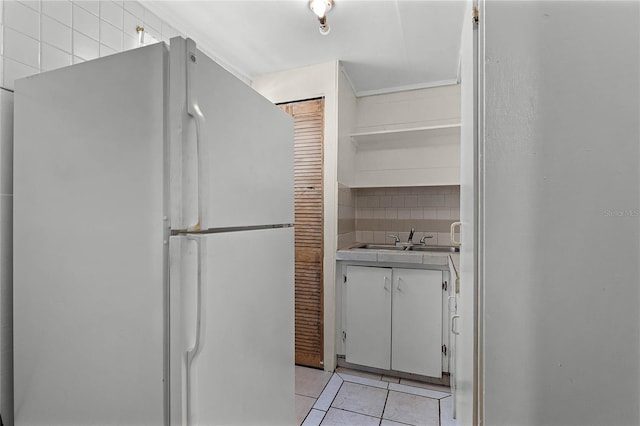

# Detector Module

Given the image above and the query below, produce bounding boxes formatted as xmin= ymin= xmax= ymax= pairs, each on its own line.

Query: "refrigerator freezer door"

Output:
xmin=169 ymin=227 xmax=295 ymax=426
xmin=13 ymin=44 xmax=168 ymax=425
xmin=169 ymin=37 xmax=294 ymax=231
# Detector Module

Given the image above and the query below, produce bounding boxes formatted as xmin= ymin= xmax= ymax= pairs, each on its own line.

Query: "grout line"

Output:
xmin=380 ymin=387 xmax=390 ymax=426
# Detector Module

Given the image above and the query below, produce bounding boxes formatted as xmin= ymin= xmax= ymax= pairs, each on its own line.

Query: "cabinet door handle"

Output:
xmin=451 ymin=314 xmax=460 ymax=335
xmin=397 ymin=277 xmax=403 ymax=292
xmin=383 ymin=276 xmax=390 ymax=291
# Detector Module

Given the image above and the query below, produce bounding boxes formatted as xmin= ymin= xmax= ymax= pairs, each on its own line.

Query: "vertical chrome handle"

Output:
xmin=451 ymin=314 xmax=461 ymax=335
xmin=186 ymin=38 xmax=209 ymax=232
xmin=450 ymin=222 xmax=462 ymax=247
xmin=397 ymin=276 xmax=403 ymax=292
xmin=186 ymin=235 xmax=207 ymax=426
xmin=383 ymin=276 xmax=390 ymax=291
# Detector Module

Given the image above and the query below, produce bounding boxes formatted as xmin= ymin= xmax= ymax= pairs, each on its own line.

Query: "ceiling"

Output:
xmin=146 ymin=0 xmax=467 ymax=96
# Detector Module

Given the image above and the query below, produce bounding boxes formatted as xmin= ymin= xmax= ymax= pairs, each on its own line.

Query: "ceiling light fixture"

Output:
xmin=309 ymin=0 xmax=333 ymax=35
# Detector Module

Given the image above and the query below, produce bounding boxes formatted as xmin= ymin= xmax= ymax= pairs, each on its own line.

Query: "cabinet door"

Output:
xmin=392 ymin=268 xmax=443 ymax=377
xmin=345 ymin=266 xmax=392 ymax=370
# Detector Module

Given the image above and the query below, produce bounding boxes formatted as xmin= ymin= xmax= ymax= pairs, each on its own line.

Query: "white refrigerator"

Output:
xmin=13 ymin=38 xmax=295 ymax=426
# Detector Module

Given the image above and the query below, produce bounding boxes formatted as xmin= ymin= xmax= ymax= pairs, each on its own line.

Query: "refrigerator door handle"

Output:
xmin=185 ymin=235 xmax=206 ymax=425
xmin=185 ymin=38 xmax=209 ymax=232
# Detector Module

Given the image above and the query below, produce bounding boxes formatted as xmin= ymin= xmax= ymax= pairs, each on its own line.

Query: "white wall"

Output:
xmin=252 ymin=62 xmax=340 ymax=372
xmin=0 ymin=89 xmax=13 ymax=426
xmin=457 ymin=1 xmax=475 ymax=423
xmin=481 ymin=1 xmax=639 ymax=425
xmin=349 ymin=85 xmax=461 ymax=188
xmin=0 ymin=0 xmax=188 ymax=91
xmin=337 ymin=66 xmax=357 ymax=187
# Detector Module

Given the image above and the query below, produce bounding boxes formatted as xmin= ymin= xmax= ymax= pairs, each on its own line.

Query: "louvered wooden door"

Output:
xmin=278 ymin=98 xmax=324 ymax=368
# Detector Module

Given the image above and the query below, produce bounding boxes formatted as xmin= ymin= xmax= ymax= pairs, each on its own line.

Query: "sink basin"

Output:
xmin=354 ymin=243 xmax=459 ymax=253
xmin=410 ymin=245 xmax=460 ymax=253
xmin=355 ymin=244 xmax=406 ymax=251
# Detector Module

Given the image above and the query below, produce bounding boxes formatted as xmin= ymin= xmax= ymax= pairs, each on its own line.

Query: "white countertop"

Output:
xmin=337 ymin=244 xmax=459 ymax=269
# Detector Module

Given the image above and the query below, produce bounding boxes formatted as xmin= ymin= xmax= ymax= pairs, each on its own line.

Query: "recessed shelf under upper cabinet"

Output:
xmin=350 ymin=123 xmax=461 ymax=149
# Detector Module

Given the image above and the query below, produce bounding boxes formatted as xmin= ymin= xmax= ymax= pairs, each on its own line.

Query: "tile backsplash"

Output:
xmin=0 ymin=0 xmax=183 ymax=90
xmin=355 ymin=186 xmax=460 ymax=246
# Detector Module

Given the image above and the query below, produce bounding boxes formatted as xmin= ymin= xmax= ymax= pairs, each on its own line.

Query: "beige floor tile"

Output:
xmin=331 ymin=382 xmax=388 ymax=418
xmin=381 ymin=420 xmax=411 ymax=426
xmin=296 ymin=394 xmax=317 ymax=425
xmin=383 ymin=390 xmax=439 ymax=425
xmin=320 ymin=408 xmax=380 ymax=426
xmin=388 ymin=382 xmax=450 ymax=400
xmin=336 ymin=367 xmax=382 ymax=381
xmin=296 ymin=365 xmax=334 ymax=398
xmin=399 ymin=378 xmax=451 ymax=393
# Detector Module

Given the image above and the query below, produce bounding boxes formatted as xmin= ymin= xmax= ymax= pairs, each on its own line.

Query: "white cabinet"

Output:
xmin=345 ymin=266 xmax=391 ymax=370
xmin=344 ymin=265 xmax=443 ymax=377
xmin=392 ymin=268 xmax=443 ymax=377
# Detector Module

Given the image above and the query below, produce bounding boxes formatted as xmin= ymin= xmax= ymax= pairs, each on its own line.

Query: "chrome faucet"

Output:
xmin=408 ymin=228 xmax=415 ymax=243
xmin=419 ymin=235 xmax=433 ymax=244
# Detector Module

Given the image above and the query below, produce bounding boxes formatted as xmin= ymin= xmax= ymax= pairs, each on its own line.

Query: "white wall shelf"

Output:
xmin=350 ymin=123 xmax=461 ymax=149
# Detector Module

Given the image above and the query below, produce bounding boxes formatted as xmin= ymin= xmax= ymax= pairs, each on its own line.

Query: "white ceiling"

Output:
xmin=146 ymin=0 xmax=467 ymax=96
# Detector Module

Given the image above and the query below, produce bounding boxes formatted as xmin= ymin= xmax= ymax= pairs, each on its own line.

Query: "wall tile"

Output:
xmin=398 ymin=208 xmax=410 ymax=220
xmin=445 ymin=194 xmax=460 ymax=207
xmin=4 ymin=27 xmax=39 ymax=68
xmin=353 ymin=186 xmax=460 ymax=244
xmin=123 ymin=10 xmax=141 ymax=36
xmin=123 ymin=33 xmax=138 ymax=50
xmin=73 ymin=30 xmax=99 ymax=60
xmin=361 ymin=231 xmax=373 ymax=243
xmin=143 ymin=8 xmax=161 ymax=32
xmin=429 ymin=194 xmax=445 ymax=207
xmin=73 ymin=0 xmax=99 ymax=16
xmin=161 ymin=22 xmax=179 ymax=40
xmin=373 ymin=231 xmax=386 ymax=244
xmin=73 ymin=4 xmax=99 ymax=40
xmin=42 ymin=15 xmax=72 ymax=53
xmin=405 ymin=195 xmax=417 ymax=208
xmin=100 ymin=1 xmax=123 ymax=29
xmin=424 ymin=207 xmax=437 ymax=219
xmin=42 ymin=1 xmax=72 ymax=26
xmin=123 ymin=0 xmax=143 ymax=19
xmin=72 ymin=55 xmax=85 ymax=64
xmin=391 ymin=195 xmax=404 ymax=208
xmin=99 ymin=19 xmax=122 ymax=51
xmin=436 ymin=208 xmax=451 ymax=220
xmin=99 ymin=43 xmax=117 ymax=57
xmin=437 ymin=233 xmax=451 ymax=246
xmin=41 ymin=43 xmax=72 ymax=71
xmin=410 ymin=208 xmax=423 ymax=219
xmin=359 ymin=208 xmax=372 ymax=219
xmin=379 ymin=196 xmax=392 ymax=207
xmin=143 ymin=24 xmax=160 ymax=44
xmin=4 ymin=1 xmax=39 ymax=39
xmin=3 ymin=58 xmax=38 ymax=90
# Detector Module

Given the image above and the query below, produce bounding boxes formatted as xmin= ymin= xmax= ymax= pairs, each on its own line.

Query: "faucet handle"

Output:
xmin=388 ymin=234 xmax=400 ymax=244
xmin=419 ymin=235 xmax=434 ymax=244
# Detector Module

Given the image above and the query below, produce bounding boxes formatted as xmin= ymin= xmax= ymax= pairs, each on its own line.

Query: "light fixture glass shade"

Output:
xmin=310 ymin=0 xmax=332 ymax=18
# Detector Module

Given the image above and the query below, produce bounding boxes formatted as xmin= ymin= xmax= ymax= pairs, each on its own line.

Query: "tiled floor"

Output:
xmin=295 ymin=366 xmax=454 ymax=426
